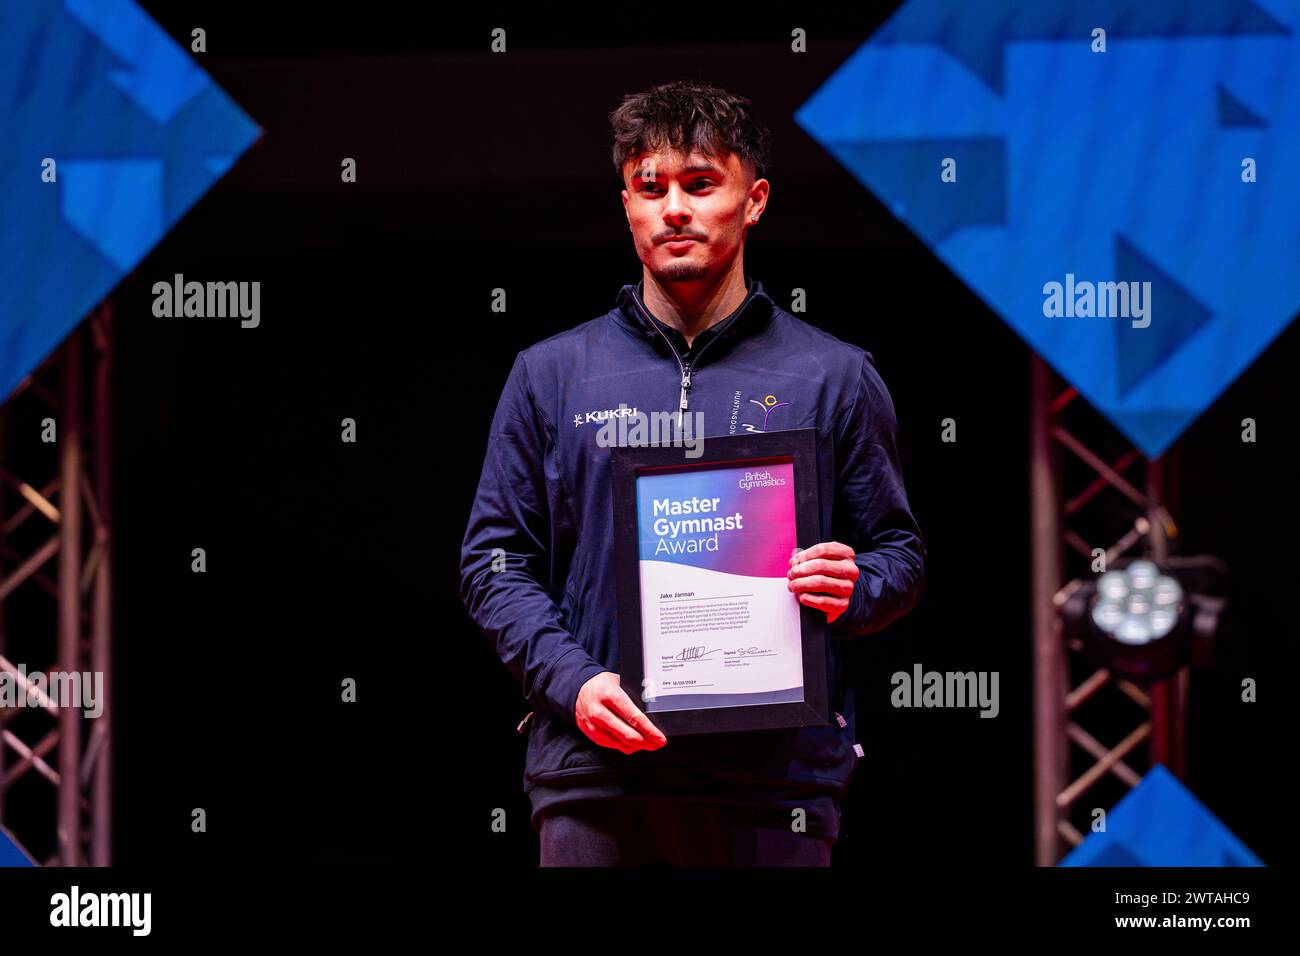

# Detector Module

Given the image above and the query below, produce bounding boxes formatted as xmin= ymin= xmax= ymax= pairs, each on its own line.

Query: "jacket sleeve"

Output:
xmin=826 ymin=352 xmax=926 ymax=638
xmin=459 ymin=352 xmax=608 ymax=724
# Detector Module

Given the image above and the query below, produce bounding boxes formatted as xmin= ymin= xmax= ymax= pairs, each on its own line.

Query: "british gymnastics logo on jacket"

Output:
xmin=742 ymin=393 xmax=790 ymax=433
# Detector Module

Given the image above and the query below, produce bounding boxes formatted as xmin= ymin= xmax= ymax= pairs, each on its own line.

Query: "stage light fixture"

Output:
xmin=1060 ymin=557 xmax=1227 ymax=683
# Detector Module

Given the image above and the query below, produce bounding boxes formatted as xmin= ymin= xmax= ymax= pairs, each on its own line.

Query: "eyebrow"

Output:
xmin=633 ymin=162 xmax=724 ymax=183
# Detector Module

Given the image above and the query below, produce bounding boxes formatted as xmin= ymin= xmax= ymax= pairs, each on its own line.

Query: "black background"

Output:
xmin=6 ymin=3 xmax=1287 ymax=869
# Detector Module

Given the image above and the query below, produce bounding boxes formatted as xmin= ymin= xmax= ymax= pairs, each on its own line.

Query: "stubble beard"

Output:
xmin=653 ymin=259 xmax=712 ymax=283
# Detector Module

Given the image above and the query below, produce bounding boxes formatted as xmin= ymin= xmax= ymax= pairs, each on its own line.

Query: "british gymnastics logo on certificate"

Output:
xmin=634 ymin=460 xmax=804 ymax=712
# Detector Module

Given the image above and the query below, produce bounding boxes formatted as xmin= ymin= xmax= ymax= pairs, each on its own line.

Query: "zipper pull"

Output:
xmin=678 ymin=366 xmax=691 ymax=429
xmin=516 ymin=710 xmax=535 ymax=733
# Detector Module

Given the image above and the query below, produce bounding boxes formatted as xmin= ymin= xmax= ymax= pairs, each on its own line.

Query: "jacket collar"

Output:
xmin=612 ymin=274 xmax=775 ymax=356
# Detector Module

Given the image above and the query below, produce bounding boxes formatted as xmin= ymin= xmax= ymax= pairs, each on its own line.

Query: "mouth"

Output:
xmin=662 ymin=238 xmax=700 ymax=252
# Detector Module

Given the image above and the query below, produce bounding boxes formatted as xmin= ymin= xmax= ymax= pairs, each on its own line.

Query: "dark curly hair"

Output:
xmin=609 ymin=80 xmax=772 ymax=184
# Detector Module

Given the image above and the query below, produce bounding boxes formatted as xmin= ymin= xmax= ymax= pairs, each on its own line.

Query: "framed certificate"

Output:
xmin=610 ymin=428 xmax=830 ymax=735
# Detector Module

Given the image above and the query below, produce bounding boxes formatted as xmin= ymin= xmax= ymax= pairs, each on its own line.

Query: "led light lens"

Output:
xmin=1089 ymin=562 xmax=1183 ymax=648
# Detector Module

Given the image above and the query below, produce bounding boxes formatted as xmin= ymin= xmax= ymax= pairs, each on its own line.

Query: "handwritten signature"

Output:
xmin=673 ymin=646 xmax=720 ymax=661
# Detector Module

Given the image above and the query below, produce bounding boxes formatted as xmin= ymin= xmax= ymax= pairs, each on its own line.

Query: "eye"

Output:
xmin=639 ymin=181 xmax=714 ymax=194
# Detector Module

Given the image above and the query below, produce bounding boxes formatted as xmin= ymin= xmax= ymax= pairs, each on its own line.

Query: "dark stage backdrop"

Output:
xmin=85 ymin=5 xmax=1289 ymax=867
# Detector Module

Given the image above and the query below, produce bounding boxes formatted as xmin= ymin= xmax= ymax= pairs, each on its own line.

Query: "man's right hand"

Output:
xmin=574 ymin=672 xmax=668 ymax=753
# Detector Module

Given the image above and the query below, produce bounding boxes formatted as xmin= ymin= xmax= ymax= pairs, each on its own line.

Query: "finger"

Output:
xmin=578 ymin=713 xmax=636 ymax=752
xmin=589 ymin=710 xmax=645 ymax=750
xmin=585 ymin=723 xmax=637 ymax=754
xmin=788 ymin=557 xmax=859 ymax=580
xmin=791 ymin=541 xmax=855 ymax=565
xmin=797 ymin=592 xmax=848 ymax=613
xmin=592 ymin=703 xmax=647 ymax=745
xmin=617 ymin=707 xmax=668 ymax=747
xmin=788 ymin=574 xmax=855 ymax=597
xmin=606 ymin=688 xmax=668 ymax=747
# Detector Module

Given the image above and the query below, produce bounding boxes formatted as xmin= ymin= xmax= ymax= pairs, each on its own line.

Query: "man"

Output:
xmin=460 ymin=80 xmax=925 ymax=866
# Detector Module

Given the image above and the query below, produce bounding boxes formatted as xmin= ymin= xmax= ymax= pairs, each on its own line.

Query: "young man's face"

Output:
xmin=622 ymin=148 xmax=766 ymax=285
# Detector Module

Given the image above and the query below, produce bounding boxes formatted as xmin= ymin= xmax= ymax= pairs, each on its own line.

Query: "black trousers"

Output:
xmin=538 ymin=797 xmax=834 ymax=867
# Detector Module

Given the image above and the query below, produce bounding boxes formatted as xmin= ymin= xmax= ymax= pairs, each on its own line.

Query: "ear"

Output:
xmin=747 ymin=177 xmax=771 ymax=224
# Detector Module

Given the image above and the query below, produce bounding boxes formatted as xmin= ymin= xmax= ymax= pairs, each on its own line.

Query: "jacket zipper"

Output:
xmin=515 ymin=291 xmax=744 ymax=738
xmin=630 ymin=292 xmax=726 ymax=429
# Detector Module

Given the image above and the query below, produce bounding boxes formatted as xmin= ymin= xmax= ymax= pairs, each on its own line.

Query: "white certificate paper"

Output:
xmin=634 ymin=460 xmax=805 ymax=711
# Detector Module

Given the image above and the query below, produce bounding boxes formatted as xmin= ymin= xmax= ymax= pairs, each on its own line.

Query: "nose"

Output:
xmin=663 ymin=183 xmax=692 ymax=228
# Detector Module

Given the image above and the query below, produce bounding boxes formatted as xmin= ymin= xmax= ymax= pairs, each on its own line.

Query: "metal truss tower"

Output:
xmin=1031 ymin=355 xmax=1189 ymax=866
xmin=0 ymin=305 xmax=114 ymax=866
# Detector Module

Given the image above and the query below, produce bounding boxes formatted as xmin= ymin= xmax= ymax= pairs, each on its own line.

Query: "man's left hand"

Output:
xmin=787 ymin=541 xmax=859 ymax=626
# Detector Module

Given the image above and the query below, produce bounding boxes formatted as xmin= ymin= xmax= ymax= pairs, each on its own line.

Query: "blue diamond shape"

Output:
xmin=797 ymin=0 xmax=1300 ymax=456
xmin=1061 ymin=764 xmax=1263 ymax=866
xmin=1 ymin=0 xmax=260 ymax=403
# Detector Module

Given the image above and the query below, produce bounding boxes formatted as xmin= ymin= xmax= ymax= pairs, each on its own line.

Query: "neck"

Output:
xmin=640 ymin=261 xmax=749 ymax=349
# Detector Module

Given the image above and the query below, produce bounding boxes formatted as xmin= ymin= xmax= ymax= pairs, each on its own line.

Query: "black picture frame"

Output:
xmin=610 ymin=428 xmax=830 ymax=736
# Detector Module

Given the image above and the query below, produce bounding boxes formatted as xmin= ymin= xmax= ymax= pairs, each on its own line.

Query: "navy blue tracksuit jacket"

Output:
xmin=459 ymin=275 xmax=926 ymax=838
